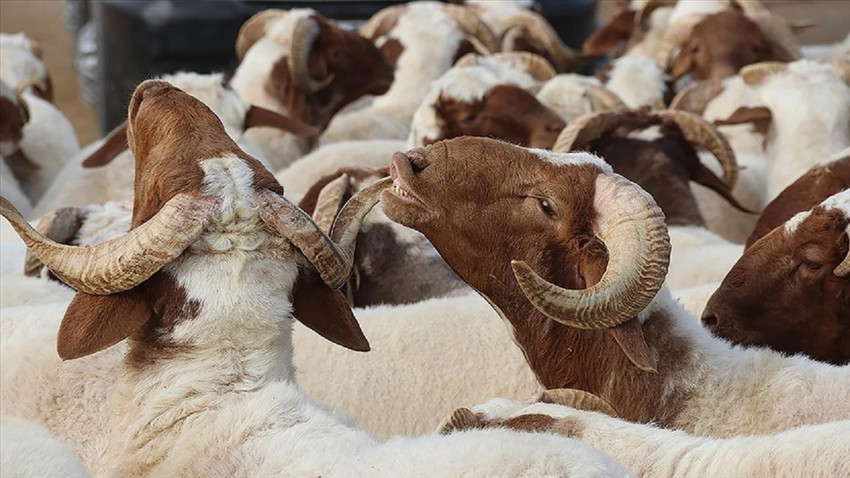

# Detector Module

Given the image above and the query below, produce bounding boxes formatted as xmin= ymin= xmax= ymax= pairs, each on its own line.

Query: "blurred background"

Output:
xmin=1 ymin=0 xmax=847 ymax=146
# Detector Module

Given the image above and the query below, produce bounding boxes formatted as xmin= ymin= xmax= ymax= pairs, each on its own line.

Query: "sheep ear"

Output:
xmin=293 ymin=268 xmax=370 ymax=352
xmin=58 ymin=288 xmax=152 ymax=360
xmin=582 ymin=9 xmax=635 ymax=55
xmin=714 ymin=106 xmax=772 ymax=130
xmin=668 ymin=47 xmax=694 ymax=81
xmin=243 ymin=105 xmax=319 ymax=137
xmin=608 ymin=318 xmax=657 ymax=373
xmin=81 ymin=122 xmax=129 ymax=168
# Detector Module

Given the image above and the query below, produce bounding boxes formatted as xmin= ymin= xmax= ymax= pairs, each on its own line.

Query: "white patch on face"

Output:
xmin=536 ymin=74 xmax=601 ymax=123
xmin=784 ymin=210 xmax=811 ymax=235
xmin=820 ymin=189 xmax=850 ymax=217
xmin=627 ymin=125 xmax=662 ymax=142
xmin=530 ymin=149 xmax=613 ymax=173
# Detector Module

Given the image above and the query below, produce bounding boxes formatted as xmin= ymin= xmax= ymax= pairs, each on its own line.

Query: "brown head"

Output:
xmin=383 ymin=137 xmax=672 ymax=381
xmin=0 ymin=79 xmax=389 ymax=360
xmin=747 ymin=154 xmax=850 ymax=248
xmin=235 ymin=9 xmax=394 ymax=129
xmin=0 ymin=80 xmax=38 ymax=180
xmin=668 ymin=9 xmax=795 ymax=82
xmin=553 ymin=109 xmax=749 ymax=225
xmin=703 ymin=190 xmax=850 ymax=364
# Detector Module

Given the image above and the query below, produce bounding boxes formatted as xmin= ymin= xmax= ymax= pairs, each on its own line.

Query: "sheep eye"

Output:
xmin=803 ymin=260 xmax=822 ymax=271
xmin=538 ymin=198 xmax=555 ymax=217
xmin=461 ymin=113 xmax=478 ymax=124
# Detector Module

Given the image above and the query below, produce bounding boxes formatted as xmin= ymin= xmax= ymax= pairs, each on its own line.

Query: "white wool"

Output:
xmin=0 ymin=33 xmax=48 ymax=91
xmin=0 ymin=160 xmax=33 ymax=220
xmin=605 ymin=56 xmax=666 ymax=109
xmin=0 ymin=274 xmax=74 ymax=308
xmin=536 ymin=74 xmax=603 ymax=123
xmin=787 ymin=189 xmax=850 ymax=234
xmin=533 ymin=149 xmax=613 ymax=173
xmin=672 ymin=282 xmax=719 ymax=318
xmin=667 ymin=226 xmax=743 ymax=290
xmin=800 ymin=33 xmax=850 ymax=62
xmin=0 ymin=416 xmax=90 ymax=478
xmin=472 ymin=399 xmax=850 ymax=478
xmin=667 ymin=0 xmax=730 ymax=25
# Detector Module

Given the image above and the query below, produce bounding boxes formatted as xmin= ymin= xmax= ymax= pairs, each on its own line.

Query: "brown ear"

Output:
xmin=58 ymin=288 xmax=152 ymax=360
xmin=243 ymin=105 xmax=319 ymax=137
xmin=691 ymin=163 xmax=756 ymax=213
xmin=292 ymin=268 xmax=370 ymax=352
xmin=714 ymin=106 xmax=772 ymax=131
xmin=582 ymin=9 xmax=636 ymax=55
xmin=608 ymin=318 xmax=657 ymax=372
xmin=82 ymin=121 xmax=129 ymax=168
xmin=668 ymin=47 xmax=694 ymax=81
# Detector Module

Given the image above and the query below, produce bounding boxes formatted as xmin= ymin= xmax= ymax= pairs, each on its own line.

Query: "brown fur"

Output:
xmin=669 ymin=10 xmax=795 ymax=81
xmin=705 ymin=206 xmax=850 ymax=364
xmin=383 ymin=137 xmax=695 ymax=425
xmin=379 ymin=38 xmax=405 ymax=69
xmin=747 ymin=157 xmax=850 ymax=247
xmin=0 ymin=93 xmax=38 ymax=183
xmin=582 ymin=8 xmax=637 ymax=56
xmin=428 ymin=85 xmax=565 ymax=149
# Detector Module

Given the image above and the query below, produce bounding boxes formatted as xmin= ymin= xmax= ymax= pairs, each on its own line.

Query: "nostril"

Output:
xmin=406 ymin=150 xmax=429 ymax=173
xmin=547 ymin=121 xmax=566 ymax=133
xmin=701 ymin=313 xmax=718 ymax=330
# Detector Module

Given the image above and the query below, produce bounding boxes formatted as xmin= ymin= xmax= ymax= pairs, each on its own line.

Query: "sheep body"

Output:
xmin=604 ymin=56 xmax=666 ymax=109
xmin=666 ymin=225 xmax=742 ymax=290
xmin=0 ymin=415 xmax=90 ymax=478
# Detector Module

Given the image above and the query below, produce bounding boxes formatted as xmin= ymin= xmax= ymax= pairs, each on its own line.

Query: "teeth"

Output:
xmin=392 ymin=184 xmax=408 ymax=198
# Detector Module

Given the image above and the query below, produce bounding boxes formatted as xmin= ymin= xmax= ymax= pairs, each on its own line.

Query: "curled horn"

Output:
xmin=740 ymin=61 xmax=787 ymax=85
xmin=835 ymin=225 xmax=850 ymax=277
xmin=23 ymin=207 xmax=87 ymax=277
xmin=634 ymin=0 xmax=677 ymax=31
xmin=259 ymin=177 xmax=391 ymax=289
xmin=243 ymin=105 xmax=318 ymax=136
xmin=552 ymin=111 xmax=624 ymax=152
xmin=500 ymin=10 xmax=585 ymax=72
xmin=312 ymin=173 xmax=350 ymax=233
xmin=455 ymin=52 xmax=557 ymax=82
xmin=1 ymin=194 xmax=216 ymax=295
xmin=584 ymin=84 xmax=628 ymax=112
xmin=236 ymin=9 xmax=287 ymax=60
xmin=360 ymin=4 xmax=407 ymax=40
xmin=442 ymin=4 xmax=500 ymax=54
xmin=289 ymin=16 xmax=334 ymax=93
xmin=14 ymin=78 xmax=50 ymax=101
xmin=539 ymin=389 xmax=620 ymax=418
xmin=655 ymin=110 xmax=738 ymax=188
xmin=512 ymin=172 xmax=670 ymax=329
xmin=669 ymin=80 xmax=725 ymax=114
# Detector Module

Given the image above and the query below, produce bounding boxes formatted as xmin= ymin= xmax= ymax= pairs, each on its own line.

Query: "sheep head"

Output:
xmin=0 ymin=80 xmax=388 ymax=359
xmin=0 ymin=79 xmax=38 ymax=181
xmin=383 ymin=137 xmax=671 ymax=377
xmin=703 ymin=190 xmax=850 ymax=365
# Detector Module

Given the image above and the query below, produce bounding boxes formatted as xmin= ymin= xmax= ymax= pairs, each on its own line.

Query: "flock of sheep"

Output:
xmin=0 ymin=0 xmax=848 ymax=476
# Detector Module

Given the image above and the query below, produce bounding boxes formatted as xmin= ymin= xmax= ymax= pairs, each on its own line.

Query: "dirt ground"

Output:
xmin=1 ymin=0 xmax=848 ymax=147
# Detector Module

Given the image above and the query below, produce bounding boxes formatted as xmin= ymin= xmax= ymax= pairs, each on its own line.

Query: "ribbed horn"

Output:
xmin=740 ymin=61 xmax=787 ymax=85
xmin=442 ymin=4 xmax=500 ymax=54
xmin=654 ymin=110 xmax=738 ymax=188
xmin=236 ymin=9 xmax=287 ymax=60
xmin=289 ymin=16 xmax=334 ymax=93
xmin=258 ymin=177 xmax=391 ymax=289
xmin=360 ymin=4 xmax=407 ymax=40
xmin=2 ymin=193 xmax=215 ymax=295
xmin=835 ymin=225 xmax=850 ymax=277
xmin=500 ymin=10 xmax=585 ymax=72
xmin=312 ymin=173 xmax=349 ymax=233
xmin=539 ymin=389 xmax=620 ymax=418
xmin=23 ymin=206 xmax=87 ymax=277
xmin=455 ymin=52 xmax=557 ymax=82
xmin=512 ymin=173 xmax=671 ymax=329
xmin=552 ymin=111 xmax=624 ymax=152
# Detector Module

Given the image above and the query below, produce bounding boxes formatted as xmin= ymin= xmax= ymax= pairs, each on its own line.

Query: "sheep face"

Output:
xmin=383 ymin=137 xmax=609 ymax=302
xmin=430 ymin=85 xmax=565 ymax=149
xmin=0 ymin=83 xmax=28 ymax=156
xmin=703 ymin=196 xmax=850 ymax=364
xmin=669 ymin=10 xmax=793 ymax=82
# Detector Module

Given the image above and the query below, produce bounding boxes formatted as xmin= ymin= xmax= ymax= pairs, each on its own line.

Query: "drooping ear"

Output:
xmin=608 ymin=318 xmax=657 ymax=372
xmin=713 ymin=105 xmax=772 ymax=132
xmin=81 ymin=121 xmax=129 ymax=168
xmin=243 ymin=105 xmax=319 ymax=137
xmin=691 ymin=163 xmax=756 ymax=213
xmin=57 ymin=288 xmax=152 ymax=360
xmin=292 ymin=268 xmax=370 ymax=352
xmin=582 ymin=9 xmax=636 ymax=55
xmin=668 ymin=46 xmax=694 ymax=81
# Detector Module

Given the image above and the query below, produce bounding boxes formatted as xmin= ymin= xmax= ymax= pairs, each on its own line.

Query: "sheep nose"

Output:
xmin=547 ymin=119 xmax=567 ymax=133
xmin=701 ymin=312 xmax=719 ymax=331
xmin=406 ymin=149 xmax=429 ymax=173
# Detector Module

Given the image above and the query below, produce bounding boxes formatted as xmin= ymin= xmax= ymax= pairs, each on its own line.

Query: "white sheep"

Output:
xmin=535 ymin=74 xmax=627 ymax=124
xmin=0 ymin=415 xmax=90 ymax=478
xmin=603 ymin=56 xmax=667 ymax=110
xmin=0 ymin=79 xmax=630 ymax=477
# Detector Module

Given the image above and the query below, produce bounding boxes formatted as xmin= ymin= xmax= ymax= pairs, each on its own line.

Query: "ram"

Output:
xmin=0 ymin=80 xmax=628 ymax=477
xmin=382 ymin=136 xmax=850 ymax=437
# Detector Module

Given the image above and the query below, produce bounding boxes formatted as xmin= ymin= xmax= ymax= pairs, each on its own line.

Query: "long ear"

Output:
xmin=81 ymin=122 xmax=129 ymax=168
xmin=713 ymin=106 xmax=772 ymax=130
xmin=691 ymin=163 xmax=755 ymax=213
xmin=58 ymin=288 xmax=152 ymax=360
xmin=608 ymin=318 xmax=657 ymax=372
xmin=243 ymin=105 xmax=319 ymax=137
xmin=292 ymin=268 xmax=370 ymax=352
xmin=668 ymin=47 xmax=694 ymax=81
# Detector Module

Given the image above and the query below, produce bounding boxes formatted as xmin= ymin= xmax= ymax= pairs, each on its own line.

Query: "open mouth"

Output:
xmin=389 ymin=153 xmax=428 ymax=209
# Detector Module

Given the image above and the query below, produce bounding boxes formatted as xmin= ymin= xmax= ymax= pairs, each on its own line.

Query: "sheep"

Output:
xmin=382 ymin=136 xmax=850 ymax=437
xmin=0 ymin=79 xmax=631 ymax=477
xmin=1 ymin=79 xmax=80 ymax=205
xmin=535 ymin=74 xmax=628 ymax=124
xmin=318 ymin=2 xmax=499 ymax=144
xmin=230 ymin=8 xmax=394 ymax=168
xmin=582 ymin=0 xmax=675 ymax=60
xmin=33 ymin=72 xmax=318 ymax=215
xmin=450 ymin=397 xmax=850 ymax=478
xmin=552 ymin=109 xmax=748 ymax=290
xmin=0 ymin=415 xmax=90 ymax=478
xmin=702 ymin=189 xmax=850 ymax=364
xmin=0 ymin=32 xmax=52 ymax=101
xmin=747 ymin=147 xmax=850 ymax=247
xmin=602 ymin=55 xmax=668 ymax=110
xmin=0 ymin=159 xmax=32 ymax=220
